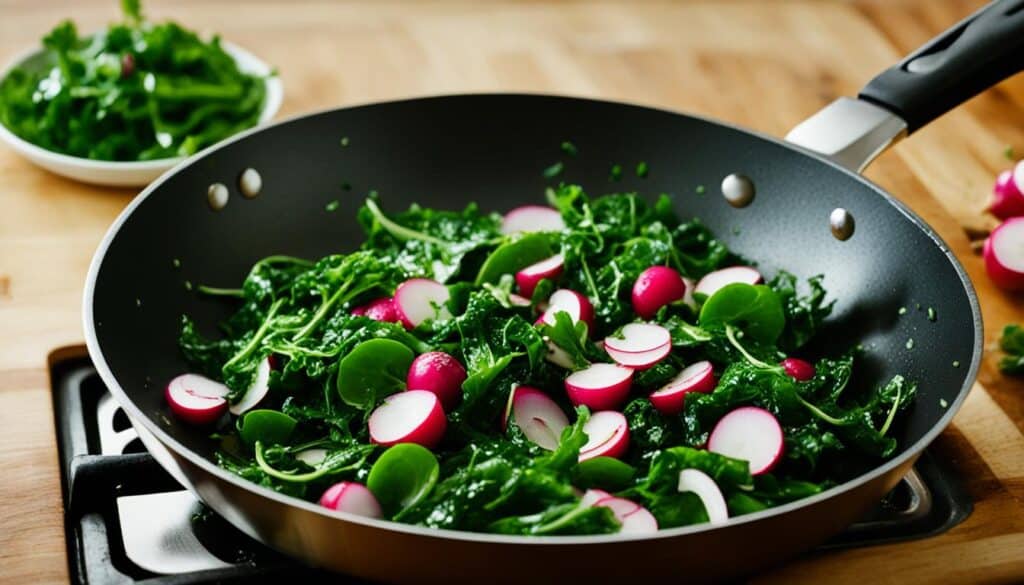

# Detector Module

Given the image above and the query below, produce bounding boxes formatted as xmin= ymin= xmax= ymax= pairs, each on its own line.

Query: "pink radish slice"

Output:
xmin=681 ymin=277 xmax=697 ymax=310
xmin=581 ymin=488 xmax=612 ymax=507
xmin=604 ymin=323 xmax=671 ymax=354
xmin=229 ymin=357 xmax=272 ymax=416
xmin=632 ymin=266 xmax=687 ymax=319
xmin=708 ymin=406 xmax=784 ymax=475
xmin=368 ymin=390 xmax=447 ymax=449
xmin=539 ymin=289 xmax=594 ymax=329
xmin=579 ymin=411 xmax=630 ymax=461
xmin=694 ymin=266 xmax=763 ymax=298
xmin=394 ymin=278 xmax=452 ymax=329
xmin=677 ymin=469 xmax=729 ymax=525
xmin=593 ymin=496 xmax=658 ymax=534
xmin=780 ymin=357 xmax=815 ymax=381
xmin=319 ymin=482 xmax=383 ymax=518
xmin=605 ymin=343 xmax=670 ymax=370
xmin=544 ymin=339 xmax=576 ymax=369
xmin=516 ymin=254 xmax=565 ymax=298
xmin=406 ymin=351 xmax=467 ymax=409
xmin=508 ymin=293 xmax=532 ymax=307
xmin=510 ymin=387 xmax=570 ymax=451
xmin=990 ymin=164 xmax=1024 ymax=219
xmin=165 ymin=373 xmax=229 ymax=425
xmin=648 ymin=360 xmax=715 ymax=415
xmin=501 ymin=205 xmax=566 ymax=235
xmin=564 ymin=363 xmax=634 ymax=411
xmin=364 ymin=297 xmax=402 ymax=323
xmin=984 ymin=217 xmax=1024 ymax=290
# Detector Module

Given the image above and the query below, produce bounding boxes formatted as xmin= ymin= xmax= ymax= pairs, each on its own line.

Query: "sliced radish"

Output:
xmin=165 ymin=373 xmax=229 ymax=425
xmin=406 ymin=351 xmax=467 ymax=409
xmin=632 ymin=266 xmax=687 ymax=319
xmin=677 ymin=469 xmax=728 ymax=525
xmin=780 ymin=357 xmax=815 ymax=381
xmin=605 ymin=343 xmax=670 ymax=370
xmin=359 ymin=297 xmax=401 ymax=323
xmin=593 ymin=496 xmax=658 ymax=534
xmin=516 ymin=254 xmax=565 ymax=298
xmin=984 ymin=217 xmax=1024 ymax=290
xmin=501 ymin=205 xmax=566 ymax=235
xmin=319 ymin=482 xmax=383 ymax=518
xmin=509 ymin=387 xmax=569 ymax=451
xmin=604 ymin=324 xmax=671 ymax=354
xmin=368 ymin=390 xmax=447 ymax=449
xmin=295 ymin=448 xmax=328 ymax=466
xmin=579 ymin=411 xmax=630 ymax=461
xmin=394 ymin=278 xmax=452 ymax=329
xmin=564 ymin=363 xmax=634 ymax=411
xmin=508 ymin=293 xmax=532 ymax=307
xmin=694 ymin=266 xmax=763 ymax=298
xmin=544 ymin=339 xmax=577 ymax=369
xmin=580 ymin=488 xmax=612 ymax=507
xmin=229 ymin=357 xmax=272 ymax=416
xmin=708 ymin=406 xmax=784 ymax=475
xmin=681 ymin=277 xmax=697 ymax=310
xmin=539 ymin=289 xmax=594 ymax=329
xmin=648 ymin=360 xmax=715 ymax=415
xmin=990 ymin=164 xmax=1024 ymax=219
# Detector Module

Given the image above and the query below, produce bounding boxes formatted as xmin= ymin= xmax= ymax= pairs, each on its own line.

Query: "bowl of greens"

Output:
xmin=0 ymin=0 xmax=281 ymax=187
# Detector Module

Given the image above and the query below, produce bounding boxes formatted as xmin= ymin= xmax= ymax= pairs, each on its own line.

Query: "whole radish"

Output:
xmin=780 ymin=357 xmax=815 ymax=381
xmin=407 ymin=352 xmax=467 ymax=409
xmin=989 ymin=163 xmax=1024 ymax=219
xmin=632 ymin=266 xmax=687 ymax=319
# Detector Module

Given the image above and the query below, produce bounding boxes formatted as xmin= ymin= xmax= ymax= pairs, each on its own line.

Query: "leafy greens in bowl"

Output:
xmin=0 ymin=0 xmax=281 ymax=186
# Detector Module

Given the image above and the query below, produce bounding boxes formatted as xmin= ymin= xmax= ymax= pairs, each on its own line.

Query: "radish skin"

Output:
xmin=229 ymin=357 xmax=272 ymax=416
xmin=368 ymin=390 xmax=447 ymax=448
xmin=781 ymin=357 xmax=815 ymax=381
xmin=990 ymin=164 xmax=1024 ymax=219
xmin=501 ymin=205 xmax=566 ymax=235
xmin=406 ymin=352 xmax=467 ymax=409
xmin=361 ymin=297 xmax=402 ymax=323
xmin=165 ymin=373 xmax=229 ymax=425
xmin=694 ymin=266 xmax=763 ymax=298
xmin=708 ymin=406 xmax=784 ymax=475
xmin=648 ymin=360 xmax=715 ymax=415
xmin=510 ymin=387 xmax=570 ymax=450
xmin=677 ymin=469 xmax=729 ymax=525
xmin=516 ymin=254 xmax=564 ymax=298
xmin=632 ymin=266 xmax=687 ymax=319
xmin=579 ymin=411 xmax=630 ymax=461
xmin=319 ymin=482 xmax=383 ymax=518
xmin=564 ymin=363 xmax=634 ymax=411
xmin=984 ymin=217 xmax=1024 ymax=290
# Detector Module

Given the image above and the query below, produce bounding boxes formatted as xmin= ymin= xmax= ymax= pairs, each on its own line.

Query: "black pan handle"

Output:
xmin=858 ymin=0 xmax=1024 ymax=134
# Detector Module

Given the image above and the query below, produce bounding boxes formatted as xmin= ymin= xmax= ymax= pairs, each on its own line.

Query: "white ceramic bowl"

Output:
xmin=0 ymin=40 xmax=282 ymax=187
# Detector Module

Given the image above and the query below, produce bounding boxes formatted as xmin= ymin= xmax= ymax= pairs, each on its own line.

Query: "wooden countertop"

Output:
xmin=2 ymin=1 xmax=1023 ymax=582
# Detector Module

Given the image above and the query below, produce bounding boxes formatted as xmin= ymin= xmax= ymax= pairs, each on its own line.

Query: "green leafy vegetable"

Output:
xmin=239 ymin=410 xmax=296 ymax=447
xmin=699 ymin=283 xmax=785 ymax=345
xmin=998 ymin=324 xmax=1024 ymax=374
xmin=367 ymin=444 xmax=440 ymax=518
xmin=337 ymin=339 xmax=415 ymax=408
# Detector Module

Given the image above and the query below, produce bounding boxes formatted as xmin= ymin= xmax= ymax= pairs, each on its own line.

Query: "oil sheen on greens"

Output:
xmin=182 ymin=184 xmax=917 ymax=535
xmin=0 ymin=0 xmax=267 ymax=161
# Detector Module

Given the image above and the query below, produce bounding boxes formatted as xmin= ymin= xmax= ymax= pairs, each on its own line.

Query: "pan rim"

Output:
xmin=82 ymin=92 xmax=983 ymax=546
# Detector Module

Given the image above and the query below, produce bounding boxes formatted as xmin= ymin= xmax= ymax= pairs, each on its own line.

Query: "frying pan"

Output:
xmin=84 ymin=2 xmax=1023 ymax=582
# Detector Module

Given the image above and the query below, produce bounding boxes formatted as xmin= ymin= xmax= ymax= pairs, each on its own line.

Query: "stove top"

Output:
xmin=51 ymin=354 xmax=972 ymax=584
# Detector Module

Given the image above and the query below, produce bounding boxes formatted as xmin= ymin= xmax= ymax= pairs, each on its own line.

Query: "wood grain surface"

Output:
xmin=1 ymin=1 xmax=1022 ymax=583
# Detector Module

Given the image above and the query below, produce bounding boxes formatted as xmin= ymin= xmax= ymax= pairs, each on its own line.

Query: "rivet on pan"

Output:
xmin=239 ymin=168 xmax=262 ymax=199
xmin=207 ymin=183 xmax=229 ymax=211
xmin=830 ymin=208 xmax=855 ymax=241
xmin=721 ymin=173 xmax=755 ymax=208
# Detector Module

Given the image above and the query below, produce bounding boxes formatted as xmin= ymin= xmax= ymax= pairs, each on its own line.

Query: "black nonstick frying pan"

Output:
xmin=84 ymin=2 xmax=1022 ymax=582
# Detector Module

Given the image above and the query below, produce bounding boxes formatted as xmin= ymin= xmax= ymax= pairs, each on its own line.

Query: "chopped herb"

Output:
xmin=609 ymin=164 xmax=623 ymax=181
xmin=905 ymin=338 xmax=915 ymax=350
xmin=940 ymin=398 xmax=949 ymax=408
xmin=326 ymin=200 xmax=340 ymax=212
xmin=695 ymin=184 xmax=706 ymax=195
xmin=135 ymin=298 xmax=141 ymax=307
xmin=340 ymin=136 xmax=350 ymax=148
xmin=184 ymin=280 xmax=193 ymax=291
xmin=952 ymin=360 xmax=960 ymax=368
xmin=560 ymin=141 xmax=578 ymax=156
xmin=543 ymin=162 xmax=564 ymax=179
xmin=172 ymin=258 xmax=181 ymax=269
xmin=732 ymin=227 xmax=741 ymax=235
xmin=915 ymin=303 xmax=921 ymax=311
xmin=636 ymin=161 xmax=649 ymax=178
xmin=927 ymin=307 xmax=936 ymax=322
xmin=898 ymin=307 xmax=907 ymax=316
xmin=1005 ymin=146 xmax=1016 ymax=161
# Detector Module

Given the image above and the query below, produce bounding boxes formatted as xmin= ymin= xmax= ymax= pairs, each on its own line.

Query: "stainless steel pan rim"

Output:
xmin=81 ymin=92 xmax=983 ymax=547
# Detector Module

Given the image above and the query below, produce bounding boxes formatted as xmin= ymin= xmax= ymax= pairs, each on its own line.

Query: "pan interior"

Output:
xmin=89 ymin=94 xmax=978 ymax=505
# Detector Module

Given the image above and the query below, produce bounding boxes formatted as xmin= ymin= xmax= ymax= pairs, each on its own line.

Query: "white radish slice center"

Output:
xmin=619 ymin=505 xmax=659 ymax=534
xmin=501 ymin=206 xmax=566 ymax=234
xmin=580 ymin=489 xmax=612 ymax=507
xmin=368 ymin=391 xmax=439 ymax=443
xmin=230 ymin=357 xmax=271 ymax=415
xmin=604 ymin=323 xmax=671 ymax=354
xmin=682 ymin=277 xmax=697 ymax=309
xmin=605 ymin=343 xmax=670 ymax=368
xmin=707 ymin=407 xmax=784 ymax=475
xmin=520 ymin=254 xmax=564 ymax=277
xmin=167 ymin=374 xmax=229 ymax=409
xmin=395 ymin=279 xmax=452 ymax=327
xmin=593 ymin=496 xmax=640 ymax=519
xmin=541 ymin=289 xmax=585 ymax=324
xmin=512 ymin=389 xmax=569 ymax=451
xmin=694 ymin=266 xmax=763 ymax=298
xmin=991 ymin=219 xmax=1024 ymax=272
xmin=579 ymin=411 xmax=628 ymax=456
xmin=566 ymin=363 xmax=633 ymax=390
xmin=677 ymin=468 xmax=729 ymax=525
xmin=295 ymin=448 xmax=328 ymax=466
xmin=651 ymin=361 xmax=713 ymax=397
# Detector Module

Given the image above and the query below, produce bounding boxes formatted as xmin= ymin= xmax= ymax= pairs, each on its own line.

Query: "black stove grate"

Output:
xmin=51 ymin=355 xmax=972 ymax=584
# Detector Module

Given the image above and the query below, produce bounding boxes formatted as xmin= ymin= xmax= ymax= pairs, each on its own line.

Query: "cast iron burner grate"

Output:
xmin=51 ymin=353 xmax=972 ymax=584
